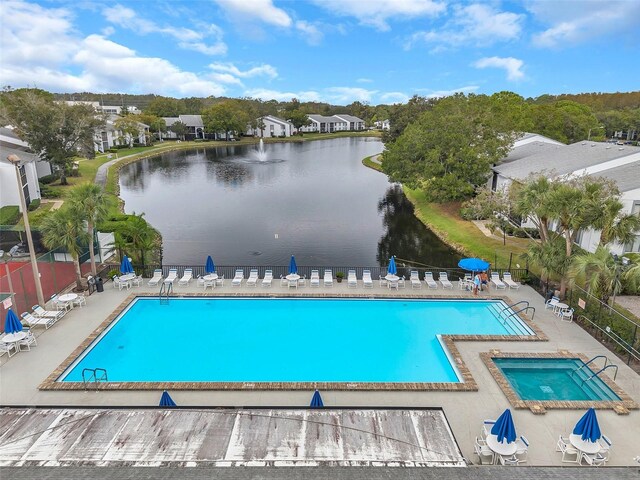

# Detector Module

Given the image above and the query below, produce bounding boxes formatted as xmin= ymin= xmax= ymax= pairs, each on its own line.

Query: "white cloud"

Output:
xmin=102 ymin=4 xmax=227 ymax=55
xmin=528 ymin=1 xmax=636 ymax=47
xmin=357 ymin=78 xmax=373 ymax=83
xmin=325 ymin=87 xmax=377 ymax=103
xmin=213 ymin=0 xmax=292 ymax=27
xmin=473 ymin=56 xmax=524 ymax=81
xmin=405 ymin=3 xmax=522 ymax=50
xmin=417 ymin=86 xmax=480 ymax=98
xmin=246 ymin=87 xmax=408 ymax=105
xmin=310 ymin=0 xmax=445 ymax=31
xmin=209 ymin=62 xmax=278 ymax=79
xmin=245 ymin=88 xmax=321 ymax=102
xmin=380 ymin=92 xmax=409 ymax=103
xmin=295 ymin=20 xmax=324 ymax=45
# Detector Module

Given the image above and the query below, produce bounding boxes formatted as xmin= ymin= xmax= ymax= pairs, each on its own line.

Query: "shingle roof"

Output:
xmin=307 ymin=114 xmax=337 ymax=123
xmin=263 ymin=115 xmax=292 ymax=125
xmin=0 ymin=145 xmax=40 ymax=165
xmin=334 ymin=114 xmax=364 ymax=123
xmin=494 ymin=141 xmax=640 ymax=181
xmin=179 ymin=115 xmax=204 ymax=127
xmin=597 ymin=159 xmax=640 ymax=192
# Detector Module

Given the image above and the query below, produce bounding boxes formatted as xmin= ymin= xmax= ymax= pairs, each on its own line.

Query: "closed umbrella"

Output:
xmin=310 ymin=389 xmax=324 ymax=408
xmin=159 ymin=390 xmax=176 ymax=407
xmin=120 ymin=255 xmax=134 ymax=274
xmin=205 ymin=255 xmax=215 ymax=274
xmin=4 ymin=309 xmax=23 ymax=334
xmin=289 ymin=255 xmax=297 ymax=275
xmin=387 ymin=256 xmax=397 ymax=276
xmin=573 ymin=408 xmax=601 ymax=442
xmin=491 ymin=408 xmax=517 ymax=444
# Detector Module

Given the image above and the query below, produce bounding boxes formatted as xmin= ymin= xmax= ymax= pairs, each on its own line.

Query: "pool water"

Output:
xmin=60 ymin=298 xmax=532 ymax=384
xmin=494 ymin=358 xmax=620 ymax=401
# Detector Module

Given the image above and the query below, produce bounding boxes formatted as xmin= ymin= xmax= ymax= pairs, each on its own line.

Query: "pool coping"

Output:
xmin=39 ymin=293 xmax=547 ymax=392
xmin=481 ymin=350 xmax=639 ymax=415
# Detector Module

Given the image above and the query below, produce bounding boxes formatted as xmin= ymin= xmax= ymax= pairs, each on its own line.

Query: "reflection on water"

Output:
xmin=119 ymin=138 xmax=460 ymax=266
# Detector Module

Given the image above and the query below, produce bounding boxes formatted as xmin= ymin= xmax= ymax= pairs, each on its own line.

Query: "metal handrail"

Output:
xmin=497 ymin=301 xmax=529 ymax=317
xmin=577 ymin=315 xmax=640 ymax=365
xmin=582 ymin=364 xmax=618 ymax=384
xmin=159 ymin=282 xmax=173 ymax=303
xmin=501 ymin=306 xmax=535 ymax=335
xmin=571 ymin=355 xmax=609 ymax=378
xmin=82 ymin=367 xmax=108 ymax=389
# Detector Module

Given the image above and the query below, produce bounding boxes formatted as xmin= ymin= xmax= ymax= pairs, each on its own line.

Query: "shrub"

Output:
xmin=108 ymin=148 xmax=118 ymax=153
xmin=107 ymin=269 xmax=120 ymax=280
xmin=0 ymin=205 xmax=20 ymax=225
xmin=39 ymin=183 xmax=58 ymax=199
xmin=28 ymin=199 xmax=41 ymax=211
xmin=38 ymin=174 xmax=57 ymax=185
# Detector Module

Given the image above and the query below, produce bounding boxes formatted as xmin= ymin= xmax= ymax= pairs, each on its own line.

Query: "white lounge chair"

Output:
xmin=247 ymin=269 xmax=259 ymax=287
xmin=363 ymin=269 xmax=373 ymax=288
xmin=439 ymin=272 xmax=453 ymax=289
xmin=148 ymin=269 xmax=163 ymax=286
xmin=581 ymin=452 xmax=607 ymax=466
xmin=231 ymin=269 xmax=244 ymax=287
xmin=410 ymin=271 xmax=422 ymax=289
xmin=347 ymin=269 xmax=357 ymax=288
xmin=424 ymin=272 xmax=438 ymax=289
xmin=21 ymin=312 xmax=56 ymax=329
xmin=490 ymin=272 xmax=506 ymax=289
xmin=323 ymin=270 xmax=333 ymax=287
xmin=262 ymin=270 xmax=273 ymax=287
xmin=310 ymin=270 xmax=320 ymax=287
xmin=164 ymin=268 xmax=178 ymax=284
xmin=32 ymin=305 xmax=65 ymax=320
xmin=178 ymin=268 xmax=193 ymax=286
xmin=502 ymin=272 xmax=520 ymax=290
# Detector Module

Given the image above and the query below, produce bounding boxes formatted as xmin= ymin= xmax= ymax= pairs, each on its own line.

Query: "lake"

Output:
xmin=119 ymin=137 xmax=461 ymax=267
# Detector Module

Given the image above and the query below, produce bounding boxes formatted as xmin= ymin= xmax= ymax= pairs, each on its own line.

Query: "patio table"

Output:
xmin=569 ymin=434 xmax=601 ymax=455
xmin=486 ymin=434 xmax=517 ymax=460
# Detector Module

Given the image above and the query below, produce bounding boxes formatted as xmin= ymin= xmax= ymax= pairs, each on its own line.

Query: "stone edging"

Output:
xmin=40 ymin=293 xmax=545 ymax=392
xmin=480 ymin=350 xmax=638 ymax=415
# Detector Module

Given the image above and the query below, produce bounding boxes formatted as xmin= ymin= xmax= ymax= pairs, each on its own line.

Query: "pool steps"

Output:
xmin=485 ymin=302 xmax=535 ymax=336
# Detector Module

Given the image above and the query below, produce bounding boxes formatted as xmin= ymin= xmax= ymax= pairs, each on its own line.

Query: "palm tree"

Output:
xmin=569 ymin=246 xmax=622 ymax=303
xmin=594 ymin=198 xmax=640 ymax=247
xmin=40 ymin=206 xmax=90 ymax=290
xmin=125 ymin=213 xmax=158 ymax=267
xmin=68 ymin=183 xmax=109 ymax=275
xmin=513 ymin=175 xmax=553 ymax=243
xmin=523 ymin=234 xmax=570 ymax=291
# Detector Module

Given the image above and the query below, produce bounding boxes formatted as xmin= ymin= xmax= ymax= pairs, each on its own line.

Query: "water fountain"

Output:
xmin=253 ymin=138 xmax=268 ymax=162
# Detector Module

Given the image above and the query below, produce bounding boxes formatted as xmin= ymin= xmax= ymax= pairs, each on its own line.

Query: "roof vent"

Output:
xmin=581 ymin=142 xmax=586 ymax=145
xmin=618 ymin=147 xmax=625 ymax=151
xmin=606 ymin=146 xmax=611 ymax=149
xmin=591 ymin=144 xmax=596 ymax=147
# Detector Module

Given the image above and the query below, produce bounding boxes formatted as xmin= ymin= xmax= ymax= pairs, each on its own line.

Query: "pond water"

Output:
xmin=118 ymin=138 xmax=461 ymax=267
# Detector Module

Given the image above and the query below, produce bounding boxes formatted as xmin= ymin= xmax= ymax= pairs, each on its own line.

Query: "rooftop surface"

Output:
xmin=1 ymin=280 xmax=639 ymax=467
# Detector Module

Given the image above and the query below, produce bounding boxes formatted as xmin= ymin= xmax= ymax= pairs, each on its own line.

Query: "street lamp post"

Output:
xmin=587 ymin=125 xmax=605 ymax=141
xmin=7 ymin=154 xmax=45 ymax=306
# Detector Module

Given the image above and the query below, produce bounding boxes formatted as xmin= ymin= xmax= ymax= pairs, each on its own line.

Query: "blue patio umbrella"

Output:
xmin=4 ymin=309 xmax=23 ymax=335
xmin=491 ymin=409 xmax=517 ymax=444
xmin=310 ymin=389 xmax=324 ymax=408
xmin=458 ymin=258 xmax=490 ymax=272
xmin=205 ymin=255 xmax=215 ymax=274
xmin=387 ymin=256 xmax=397 ymax=276
xmin=159 ymin=390 xmax=176 ymax=407
xmin=289 ymin=255 xmax=298 ymax=275
xmin=120 ymin=255 xmax=134 ymax=274
xmin=573 ymin=408 xmax=601 ymax=442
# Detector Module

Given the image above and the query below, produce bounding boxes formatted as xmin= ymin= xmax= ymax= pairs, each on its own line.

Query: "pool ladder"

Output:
xmin=82 ymin=368 xmax=108 ymax=390
xmin=159 ymin=281 xmax=173 ymax=304
xmin=487 ymin=301 xmax=535 ymax=335
xmin=571 ymin=355 xmax=619 ymax=383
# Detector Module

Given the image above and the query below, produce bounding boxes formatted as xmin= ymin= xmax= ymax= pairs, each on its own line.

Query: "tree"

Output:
xmin=144 ymin=97 xmax=179 ymax=117
xmin=114 ymin=117 xmax=142 ymax=147
xmin=287 ymin=109 xmax=311 ymax=133
xmin=592 ymin=198 xmax=640 ymax=247
xmin=569 ymin=246 xmax=625 ymax=303
xmin=68 ymin=183 xmax=109 ymax=275
xmin=40 ymin=206 xmax=90 ymax=290
xmin=0 ymin=88 xmax=105 ymax=184
xmin=512 ymin=176 xmax=554 ymax=243
xmin=201 ymin=100 xmax=249 ymax=139
xmin=530 ymin=100 xmax=599 ymax=143
xmin=524 ymin=234 xmax=571 ymax=288
xmin=124 ymin=213 xmax=158 ymax=267
xmin=382 ymin=95 xmax=435 ymax=143
xmin=382 ymin=94 xmax=519 ymax=201
xmin=169 ymin=121 xmax=188 ymax=141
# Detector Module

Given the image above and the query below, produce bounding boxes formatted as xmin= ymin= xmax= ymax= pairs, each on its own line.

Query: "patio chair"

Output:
xmin=581 ymin=452 xmax=607 ymax=466
xmin=439 ymin=272 xmax=453 ymax=289
xmin=113 ymin=275 xmax=127 ymax=291
xmin=50 ymin=294 xmax=71 ymax=311
xmin=545 ymin=296 xmax=560 ymax=309
xmin=498 ymin=454 xmax=519 ymax=466
xmin=560 ymin=308 xmax=574 ymax=322
xmin=363 ymin=269 xmax=373 ymax=288
xmin=280 ymin=275 xmax=288 ymax=287
xmin=196 ymin=275 xmax=205 ymax=288
xmin=164 ymin=268 xmax=178 ymax=285
xmin=18 ymin=330 xmax=37 ymax=351
xmin=73 ymin=294 xmax=87 ymax=308
xmin=21 ymin=312 xmax=56 ymax=329
xmin=490 ymin=272 xmax=506 ymax=289
xmin=262 ymin=270 xmax=273 ymax=287
xmin=148 ymin=269 xmax=163 ymax=286
xmin=502 ymin=272 xmax=521 ymax=290
xmin=323 ymin=270 xmax=333 ymax=287
xmin=32 ymin=305 xmax=65 ymax=320
xmin=474 ymin=437 xmax=495 ymax=465
xmin=597 ymin=435 xmax=612 ymax=459
xmin=178 ymin=269 xmax=193 ymax=286
xmin=379 ymin=275 xmax=388 ymax=288
xmin=515 ymin=436 xmax=529 ymax=463
xmin=298 ymin=275 xmax=306 ymax=287
xmin=556 ymin=436 xmax=580 ymax=463
xmin=215 ymin=275 xmax=224 ymax=287
xmin=246 ymin=269 xmax=259 ymax=287
xmin=424 ymin=272 xmax=438 ymax=289
xmin=231 ymin=269 xmax=244 ymax=287
xmin=288 ymin=278 xmax=298 ymax=289
xmin=0 ymin=341 xmax=17 ymax=357
xmin=347 ymin=270 xmax=357 ymax=288
xmin=397 ymin=276 xmax=406 ymax=288
xmin=203 ymin=278 xmax=215 ymax=290
xmin=310 ymin=270 xmax=320 ymax=287
xmin=410 ymin=271 xmax=422 ymax=289
xmin=481 ymin=419 xmax=496 ymax=437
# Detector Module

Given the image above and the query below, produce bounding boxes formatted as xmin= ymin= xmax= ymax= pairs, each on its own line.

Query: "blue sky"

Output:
xmin=1 ymin=0 xmax=638 ymax=105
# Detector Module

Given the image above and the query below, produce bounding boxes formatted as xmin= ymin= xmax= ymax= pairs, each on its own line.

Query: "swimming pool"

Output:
xmin=494 ymin=358 xmax=621 ymax=402
xmin=58 ymin=298 xmax=533 ymax=385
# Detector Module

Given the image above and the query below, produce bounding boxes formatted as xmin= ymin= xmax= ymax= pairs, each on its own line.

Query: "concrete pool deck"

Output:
xmin=1 ymin=280 xmax=639 ymax=466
